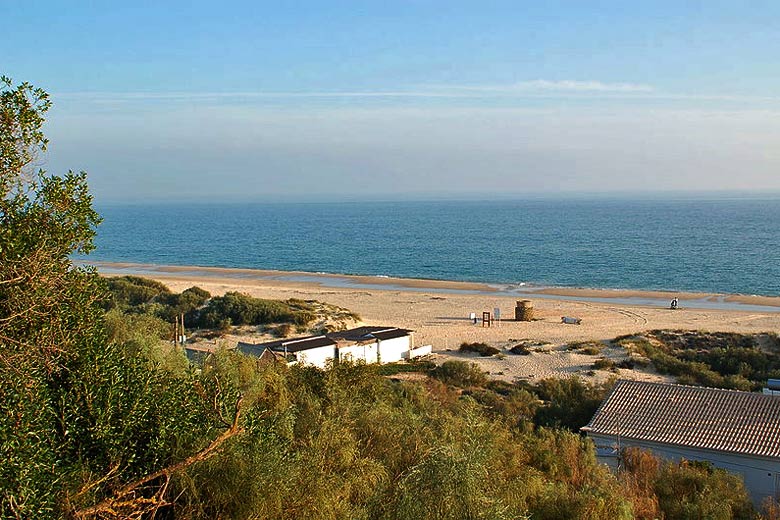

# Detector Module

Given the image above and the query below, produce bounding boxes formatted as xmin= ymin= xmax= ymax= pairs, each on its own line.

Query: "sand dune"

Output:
xmin=103 ymin=263 xmax=780 ymax=384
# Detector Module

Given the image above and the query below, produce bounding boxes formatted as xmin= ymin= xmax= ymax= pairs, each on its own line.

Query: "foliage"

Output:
xmin=533 ymin=377 xmax=614 ymax=431
xmin=194 ymin=291 xmax=316 ymax=328
xmin=616 ymin=331 xmax=780 ymax=390
xmin=105 ymin=275 xmax=172 ymax=307
xmin=593 ymin=358 xmax=616 ymax=370
xmin=432 ymin=360 xmax=489 ymax=387
xmin=464 ymin=386 xmax=540 ymax=425
xmin=621 ymin=447 xmax=755 ymax=520
xmin=376 ymin=357 xmax=437 ymax=375
xmin=459 ymin=341 xmax=500 ymax=356
xmin=0 ymin=76 xmax=104 ymax=517
xmin=0 ymin=77 xmax=240 ymax=519
xmin=567 ymin=340 xmax=604 ymax=355
xmin=104 ymin=277 xmax=325 ymax=332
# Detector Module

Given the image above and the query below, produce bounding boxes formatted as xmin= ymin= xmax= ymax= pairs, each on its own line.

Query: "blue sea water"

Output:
xmin=83 ymin=198 xmax=780 ymax=297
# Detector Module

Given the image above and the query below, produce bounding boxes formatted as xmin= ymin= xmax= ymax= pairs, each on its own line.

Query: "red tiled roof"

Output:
xmin=582 ymin=380 xmax=780 ymax=458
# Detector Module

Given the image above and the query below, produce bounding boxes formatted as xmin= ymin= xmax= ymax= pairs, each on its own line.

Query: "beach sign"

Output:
xmin=493 ymin=307 xmax=501 ymax=320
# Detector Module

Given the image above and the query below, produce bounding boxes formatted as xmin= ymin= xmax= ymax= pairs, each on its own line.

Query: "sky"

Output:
xmin=4 ymin=1 xmax=780 ymax=202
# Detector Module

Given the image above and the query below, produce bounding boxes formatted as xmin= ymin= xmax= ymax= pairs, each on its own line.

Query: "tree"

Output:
xmin=1 ymin=75 xmax=106 ymax=517
xmin=0 ymin=77 xmax=241 ymax=519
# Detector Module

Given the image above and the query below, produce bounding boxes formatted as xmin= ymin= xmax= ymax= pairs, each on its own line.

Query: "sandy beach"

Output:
xmin=97 ymin=262 xmax=780 ymax=384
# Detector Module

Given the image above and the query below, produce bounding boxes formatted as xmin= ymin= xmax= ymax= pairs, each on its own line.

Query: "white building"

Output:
xmin=238 ymin=335 xmax=336 ymax=368
xmin=238 ymin=326 xmax=428 ymax=369
xmin=582 ymin=380 xmax=780 ymax=505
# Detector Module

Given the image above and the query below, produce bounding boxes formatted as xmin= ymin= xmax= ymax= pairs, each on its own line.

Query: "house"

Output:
xmin=328 ymin=326 xmax=415 ymax=364
xmin=237 ymin=335 xmax=337 ymax=368
xmin=237 ymin=326 xmax=428 ymax=369
xmin=582 ymin=379 xmax=780 ymax=505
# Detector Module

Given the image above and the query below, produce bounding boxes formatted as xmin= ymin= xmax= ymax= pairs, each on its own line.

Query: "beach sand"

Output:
xmin=99 ymin=262 xmax=780 ymax=384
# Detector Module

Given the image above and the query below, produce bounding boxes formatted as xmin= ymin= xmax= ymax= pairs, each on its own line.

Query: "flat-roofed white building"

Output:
xmin=237 ymin=326 xmax=424 ymax=369
xmin=583 ymin=380 xmax=780 ymax=505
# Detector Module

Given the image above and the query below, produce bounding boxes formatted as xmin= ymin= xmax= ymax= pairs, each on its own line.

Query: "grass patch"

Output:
xmin=377 ymin=359 xmax=436 ymax=376
xmin=566 ymin=341 xmax=604 ymax=355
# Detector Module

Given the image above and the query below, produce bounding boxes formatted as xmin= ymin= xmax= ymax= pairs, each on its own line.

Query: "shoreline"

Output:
xmin=90 ymin=260 xmax=780 ymax=384
xmin=88 ymin=260 xmax=780 ymax=313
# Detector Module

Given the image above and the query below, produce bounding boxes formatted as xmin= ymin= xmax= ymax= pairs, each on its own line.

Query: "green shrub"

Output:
xmin=432 ymin=361 xmax=488 ymax=387
xmin=104 ymin=275 xmax=171 ymax=308
xmin=626 ymin=451 xmax=755 ymax=520
xmin=377 ymin=359 xmax=436 ymax=376
xmin=510 ymin=344 xmax=532 ymax=355
xmin=533 ymin=377 xmax=614 ymax=431
xmin=459 ymin=342 xmax=500 ymax=357
xmin=593 ymin=358 xmax=615 ymax=370
xmin=194 ymin=292 xmax=315 ymax=328
xmin=567 ymin=341 xmax=604 ymax=354
xmin=272 ymin=323 xmax=294 ymax=338
xmin=619 ymin=331 xmax=780 ymax=391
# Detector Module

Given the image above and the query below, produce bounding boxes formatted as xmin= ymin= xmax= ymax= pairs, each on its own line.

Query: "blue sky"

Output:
xmin=5 ymin=1 xmax=780 ymax=201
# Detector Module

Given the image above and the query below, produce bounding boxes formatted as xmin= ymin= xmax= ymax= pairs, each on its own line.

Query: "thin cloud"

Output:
xmin=52 ymin=82 xmax=780 ymax=106
xmin=54 ymin=91 xmax=472 ymax=101
xmin=438 ymin=80 xmax=655 ymax=93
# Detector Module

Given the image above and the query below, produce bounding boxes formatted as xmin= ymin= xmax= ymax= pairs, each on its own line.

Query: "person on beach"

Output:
xmin=670 ymin=297 xmax=678 ymax=310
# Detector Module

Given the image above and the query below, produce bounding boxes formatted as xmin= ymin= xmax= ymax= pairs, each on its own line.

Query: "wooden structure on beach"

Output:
xmin=515 ymin=300 xmax=534 ymax=321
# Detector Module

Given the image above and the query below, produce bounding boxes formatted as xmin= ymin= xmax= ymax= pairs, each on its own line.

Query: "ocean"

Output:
xmin=83 ymin=198 xmax=780 ymax=297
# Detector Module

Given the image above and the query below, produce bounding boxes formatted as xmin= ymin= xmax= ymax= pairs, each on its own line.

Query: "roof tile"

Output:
xmin=582 ymin=380 xmax=780 ymax=458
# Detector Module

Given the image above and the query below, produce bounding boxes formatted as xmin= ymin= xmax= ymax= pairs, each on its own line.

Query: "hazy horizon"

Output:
xmin=90 ymin=189 xmax=780 ymax=207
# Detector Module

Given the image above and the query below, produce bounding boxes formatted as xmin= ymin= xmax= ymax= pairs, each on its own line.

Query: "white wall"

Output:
xmin=406 ymin=345 xmax=432 ymax=359
xmin=588 ymin=433 xmax=780 ymax=506
xmin=294 ymin=335 xmax=413 ymax=367
xmin=295 ymin=345 xmax=337 ymax=369
xmin=377 ymin=336 xmax=410 ymax=363
xmin=338 ymin=342 xmax=378 ymax=364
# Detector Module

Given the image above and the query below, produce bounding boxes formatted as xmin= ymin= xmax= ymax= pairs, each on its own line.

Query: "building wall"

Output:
xmin=406 ymin=345 xmax=432 ymax=359
xmin=378 ymin=336 xmax=410 ymax=363
xmin=295 ymin=345 xmax=337 ymax=369
xmin=338 ymin=342 xmax=379 ymax=364
xmin=588 ymin=433 xmax=780 ymax=505
xmin=292 ymin=335 xmax=412 ymax=367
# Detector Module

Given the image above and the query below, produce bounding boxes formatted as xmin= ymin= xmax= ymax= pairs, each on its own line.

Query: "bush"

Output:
xmin=459 ymin=342 xmax=500 ymax=357
xmin=105 ymin=275 xmax=171 ymax=308
xmin=194 ymin=292 xmax=315 ymax=329
xmin=510 ymin=344 xmax=532 ymax=355
xmin=377 ymin=359 xmax=436 ymax=376
xmin=465 ymin=387 xmax=540 ymax=423
xmin=272 ymin=323 xmax=294 ymax=338
xmin=432 ymin=361 xmax=488 ymax=387
xmin=621 ymin=448 xmax=756 ymax=520
xmin=621 ymin=331 xmax=780 ymax=391
xmin=593 ymin=358 xmax=615 ymax=370
xmin=567 ymin=341 xmax=603 ymax=354
xmin=533 ymin=377 xmax=614 ymax=430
